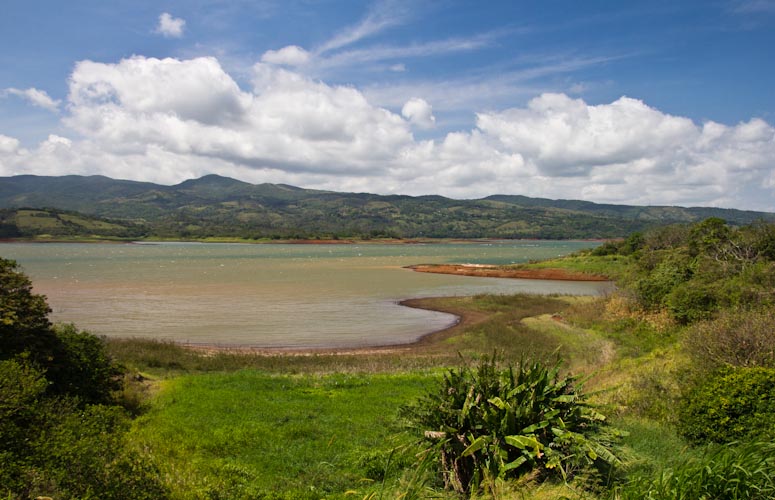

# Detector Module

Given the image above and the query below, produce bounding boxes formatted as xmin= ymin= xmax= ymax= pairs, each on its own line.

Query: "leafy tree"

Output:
xmin=1 ymin=258 xmax=54 ymax=361
xmin=0 ymin=257 xmax=120 ymax=404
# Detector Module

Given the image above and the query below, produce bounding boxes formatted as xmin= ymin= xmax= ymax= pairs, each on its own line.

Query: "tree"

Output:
xmin=0 ymin=257 xmax=120 ymax=404
xmin=0 ymin=258 xmax=56 ymax=363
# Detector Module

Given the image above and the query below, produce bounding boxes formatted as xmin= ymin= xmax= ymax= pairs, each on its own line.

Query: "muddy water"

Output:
xmin=1 ymin=241 xmax=610 ymax=348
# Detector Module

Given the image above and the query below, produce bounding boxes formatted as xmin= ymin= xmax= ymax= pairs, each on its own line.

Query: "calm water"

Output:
xmin=1 ymin=241 xmax=610 ymax=348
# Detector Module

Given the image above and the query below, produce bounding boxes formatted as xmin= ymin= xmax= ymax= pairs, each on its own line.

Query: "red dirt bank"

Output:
xmin=406 ymin=264 xmax=608 ymax=281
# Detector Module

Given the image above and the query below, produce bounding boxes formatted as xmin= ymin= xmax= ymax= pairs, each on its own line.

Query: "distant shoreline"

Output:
xmin=0 ymin=236 xmax=611 ymax=245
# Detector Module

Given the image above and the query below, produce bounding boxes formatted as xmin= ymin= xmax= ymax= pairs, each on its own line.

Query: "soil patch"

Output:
xmin=406 ymin=264 xmax=608 ymax=281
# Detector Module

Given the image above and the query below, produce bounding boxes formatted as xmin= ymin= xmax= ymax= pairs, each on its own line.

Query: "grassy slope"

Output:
xmin=133 ymin=372 xmax=433 ymax=499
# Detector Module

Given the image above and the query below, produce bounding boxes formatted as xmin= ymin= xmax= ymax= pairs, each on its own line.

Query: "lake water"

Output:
xmin=1 ymin=241 xmax=611 ymax=348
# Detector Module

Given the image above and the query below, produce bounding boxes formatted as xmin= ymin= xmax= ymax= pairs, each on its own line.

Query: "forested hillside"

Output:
xmin=2 ymin=174 xmax=773 ymax=240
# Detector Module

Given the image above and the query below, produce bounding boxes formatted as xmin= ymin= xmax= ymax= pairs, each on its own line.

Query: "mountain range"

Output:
xmin=1 ymin=174 xmax=773 ymax=240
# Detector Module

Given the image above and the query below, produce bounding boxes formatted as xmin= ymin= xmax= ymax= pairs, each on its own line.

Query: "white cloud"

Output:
xmin=155 ymin=12 xmax=186 ymax=38
xmin=315 ymin=0 xmax=411 ymax=55
xmin=476 ymin=94 xmax=698 ymax=176
xmin=0 ymin=134 xmax=21 ymax=154
xmin=3 ymin=56 xmax=775 ymax=212
xmin=66 ymin=56 xmax=250 ymax=127
xmin=312 ymin=33 xmax=498 ymax=75
xmin=733 ymin=0 xmax=775 ymax=13
xmin=2 ymin=87 xmax=61 ymax=112
xmin=261 ymin=45 xmax=310 ymax=66
xmin=59 ymin=56 xmax=413 ymax=176
xmin=401 ymin=98 xmax=435 ymax=129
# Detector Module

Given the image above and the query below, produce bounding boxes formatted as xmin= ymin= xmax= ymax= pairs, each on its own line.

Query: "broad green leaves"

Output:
xmin=402 ymin=354 xmax=621 ymax=495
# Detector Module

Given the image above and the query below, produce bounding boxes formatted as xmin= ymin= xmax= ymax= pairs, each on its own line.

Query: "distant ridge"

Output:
xmin=1 ymin=174 xmax=773 ymax=240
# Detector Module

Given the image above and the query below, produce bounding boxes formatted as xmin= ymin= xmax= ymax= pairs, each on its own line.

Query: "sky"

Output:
xmin=1 ymin=1 xmax=774 ymax=211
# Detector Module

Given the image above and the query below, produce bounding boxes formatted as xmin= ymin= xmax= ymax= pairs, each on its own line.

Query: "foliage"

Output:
xmin=0 ymin=208 xmax=147 ymax=240
xmin=401 ymin=355 xmax=620 ymax=496
xmin=614 ymin=441 xmax=775 ymax=500
xmin=46 ymin=323 xmax=123 ymax=404
xmin=0 ymin=257 xmax=53 ymax=360
xmin=0 ymin=258 xmax=122 ymax=404
xmin=0 ymin=258 xmax=167 ymax=499
xmin=0 ymin=359 xmax=169 ymax=499
xmin=585 ymin=219 xmax=775 ymax=324
xmin=678 ymin=367 xmax=775 ymax=445
xmin=683 ymin=308 xmax=775 ymax=371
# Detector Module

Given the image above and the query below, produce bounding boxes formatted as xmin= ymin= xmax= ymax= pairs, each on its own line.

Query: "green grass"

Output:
xmin=131 ymin=370 xmax=436 ymax=499
xmin=519 ymin=254 xmax=634 ymax=281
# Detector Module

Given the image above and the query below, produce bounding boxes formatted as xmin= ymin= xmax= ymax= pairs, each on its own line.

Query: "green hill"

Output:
xmin=1 ymin=174 xmax=772 ymax=240
xmin=0 ymin=208 xmax=147 ymax=240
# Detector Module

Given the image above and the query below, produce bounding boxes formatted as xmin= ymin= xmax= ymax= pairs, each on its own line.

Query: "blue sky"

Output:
xmin=1 ymin=0 xmax=774 ymax=210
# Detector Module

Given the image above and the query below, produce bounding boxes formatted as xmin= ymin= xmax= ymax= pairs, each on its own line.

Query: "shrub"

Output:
xmin=401 ymin=355 xmax=620 ymax=496
xmin=683 ymin=308 xmax=775 ymax=371
xmin=664 ymin=281 xmax=717 ymax=324
xmin=47 ymin=323 xmax=122 ymax=404
xmin=678 ymin=367 xmax=775 ymax=444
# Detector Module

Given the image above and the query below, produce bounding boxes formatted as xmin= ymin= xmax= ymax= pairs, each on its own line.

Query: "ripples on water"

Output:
xmin=2 ymin=241 xmax=609 ymax=348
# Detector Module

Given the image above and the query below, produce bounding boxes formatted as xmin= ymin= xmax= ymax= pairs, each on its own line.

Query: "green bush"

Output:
xmin=678 ymin=367 xmax=775 ymax=444
xmin=665 ymin=281 xmax=717 ymax=324
xmin=683 ymin=308 xmax=775 ymax=370
xmin=47 ymin=323 xmax=122 ymax=404
xmin=0 ymin=363 xmax=169 ymax=500
xmin=401 ymin=355 xmax=620 ymax=495
xmin=634 ymin=252 xmax=694 ymax=311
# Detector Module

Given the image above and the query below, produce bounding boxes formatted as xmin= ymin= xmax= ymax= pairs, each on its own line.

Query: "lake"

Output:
xmin=1 ymin=241 xmax=611 ymax=348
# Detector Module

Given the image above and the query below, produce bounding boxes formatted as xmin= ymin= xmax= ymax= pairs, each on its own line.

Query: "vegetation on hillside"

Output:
xmin=2 ymin=174 xmax=774 ymax=240
xmin=0 ymin=208 xmax=147 ymax=240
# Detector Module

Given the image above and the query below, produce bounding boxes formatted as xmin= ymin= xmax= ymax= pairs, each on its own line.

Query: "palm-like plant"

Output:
xmin=402 ymin=354 xmax=620 ymax=495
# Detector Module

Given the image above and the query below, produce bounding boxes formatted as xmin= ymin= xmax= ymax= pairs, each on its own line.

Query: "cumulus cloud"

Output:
xmin=0 ymin=134 xmax=21 ymax=154
xmin=261 ymin=45 xmax=311 ymax=66
xmin=155 ymin=12 xmax=186 ymax=38
xmin=59 ymin=56 xmax=412 ymax=175
xmin=2 ymin=87 xmax=61 ymax=112
xmin=2 ymin=56 xmax=775 ymax=211
xmin=401 ymin=97 xmax=435 ymax=129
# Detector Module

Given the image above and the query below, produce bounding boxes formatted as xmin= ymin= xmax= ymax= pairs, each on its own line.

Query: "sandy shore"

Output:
xmin=405 ymin=263 xmax=608 ymax=281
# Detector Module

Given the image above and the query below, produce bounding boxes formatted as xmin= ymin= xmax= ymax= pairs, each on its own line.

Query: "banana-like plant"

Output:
xmin=402 ymin=354 xmax=620 ymax=495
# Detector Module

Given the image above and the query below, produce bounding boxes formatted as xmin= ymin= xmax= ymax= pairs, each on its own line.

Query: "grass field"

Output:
xmin=132 ymin=371 xmax=435 ymax=499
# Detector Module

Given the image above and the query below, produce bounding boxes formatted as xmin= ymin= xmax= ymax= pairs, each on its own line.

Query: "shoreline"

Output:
xmin=180 ymin=265 xmax=608 ymax=356
xmin=182 ymin=296 xmax=488 ymax=357
xmin=1 ymin=236 xmax=608 ymax=246
xmin=405 ymin=263 xmax=608 ymax=281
